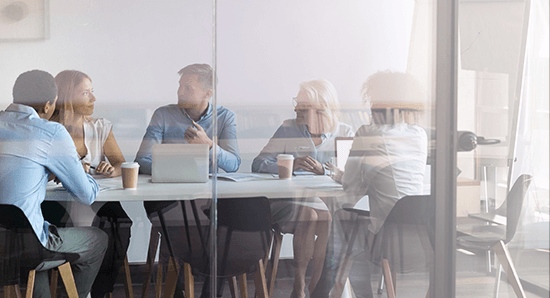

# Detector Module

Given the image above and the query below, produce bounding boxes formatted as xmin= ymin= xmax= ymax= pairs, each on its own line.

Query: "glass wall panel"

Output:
xmin=455 ymin=0 xmax=549 ymax=296
xmin=1 ymin=1 xmax=216 ymax=297
xmin=215 ymin=1 xmax=437 ymax=297
xmin=2 ymin=0 xmax=546 ymax=297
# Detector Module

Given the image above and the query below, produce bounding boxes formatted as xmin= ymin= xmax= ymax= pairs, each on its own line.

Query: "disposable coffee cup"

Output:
xmin=277 ymin=154 xmax=294 ymax=179
xmin=121 ymin=162 xmax=140 ymax=189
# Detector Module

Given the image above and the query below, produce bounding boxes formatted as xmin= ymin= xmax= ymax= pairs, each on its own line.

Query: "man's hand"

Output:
xmin=293 ymin=156 xmax=324 ymax=175
xmin=324 ymin=162 xmax=344 ymax=184
xmin=95 ymin=161 xmax=115 ymax=177
xmin=184 ymin=121 xmax=213 ymax=149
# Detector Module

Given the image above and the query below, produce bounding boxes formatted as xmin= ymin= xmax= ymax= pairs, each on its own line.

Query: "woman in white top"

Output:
xmin=51 ymin=70 xmax=129 ymax=298
xmin=253 ymin=79 xmax=353 ymax=298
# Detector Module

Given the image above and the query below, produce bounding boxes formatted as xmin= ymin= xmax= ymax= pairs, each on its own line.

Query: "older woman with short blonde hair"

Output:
xmin=252 ymin=79 xmax=353 ymax=298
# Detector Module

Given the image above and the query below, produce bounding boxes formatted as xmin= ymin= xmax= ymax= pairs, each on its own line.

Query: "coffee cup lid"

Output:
xmin=121 ymin=162 xmax=140 ymax=168
xmin=277 ymin=154 xmax=294 ymax=160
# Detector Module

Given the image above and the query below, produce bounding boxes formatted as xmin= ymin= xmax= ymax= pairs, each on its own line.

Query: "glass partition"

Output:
xmin=455 ymin=0 xmax=549 ymax=296
xmin=215 ymin=1 xmax=437 ymax=297
xmin=1 ymin=0 xmax=547 ymax=297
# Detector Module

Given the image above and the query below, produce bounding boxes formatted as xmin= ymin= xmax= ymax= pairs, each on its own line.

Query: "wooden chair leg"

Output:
xmin=154 ymin=263 xmax=163 ymax=298
xmin=4 ymin=285 xmax=22 ymax=298
xmin=120 ymin=255 xmax=134 ymax=298
xmin=228 ymin=276 xmax=238 ymax=298
xmin=382 ymin=259 xmax=396 ymax=298
xmin=268 ymin=230 xmax=283 ymax=298
xmin=57 ymin=262 xmax=79 ymax=298
xmin=239 ymin=274 xmax=248 ymax=298
xmin=492 ymin=240 xmax=526 ymax=298
xmin=50 ymin=268 xmax=59 ymax=298
xmin=184 ymin=262 xmax=194 ymax=298
xmin=142 ymin=229 xmax=160 ymax=298
xmin=163 ymin=257 xmax=180 ymax=298
xmin=254 ymin=259 xmax=268 ymax=298
xmin=25 ymin=270 xmax=35 ymax=298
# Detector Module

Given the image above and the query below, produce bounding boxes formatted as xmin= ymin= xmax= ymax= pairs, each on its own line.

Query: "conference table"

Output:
xmin=46 ymin=174 xmax=351 ymax=296
xmin=46 ymin=173 xmax=345 ymax=202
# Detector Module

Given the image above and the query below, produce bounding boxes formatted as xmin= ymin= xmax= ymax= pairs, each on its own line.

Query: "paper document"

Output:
xmin=211 ymin=173 xmax=269 ymax=182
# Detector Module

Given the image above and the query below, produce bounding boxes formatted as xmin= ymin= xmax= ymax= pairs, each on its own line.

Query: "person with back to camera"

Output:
xmin=0 ymin=70 xmax=107 ymax=298
xmin=47 ymin=70 xmax=131 ymax=298
xmin=252 ymin=79 xmax=353 ymax=298
xmin=313 ymin=71 xmax=428 ymax=298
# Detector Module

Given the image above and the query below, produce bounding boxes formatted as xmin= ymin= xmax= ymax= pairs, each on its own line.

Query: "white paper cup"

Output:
xmin=277 ymin=154 xmax=294 ymax=179
xmin=121 ymin=162 xmax=140 ymax=189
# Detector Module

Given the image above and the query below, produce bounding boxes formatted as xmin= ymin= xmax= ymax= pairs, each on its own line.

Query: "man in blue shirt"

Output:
xmin=135 ymin=63 xmax=240 ymax=173
xmin=0 ymin=70 xmax=107 ymax=298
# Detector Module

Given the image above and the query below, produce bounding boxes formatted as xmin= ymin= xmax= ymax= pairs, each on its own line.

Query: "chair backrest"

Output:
xmin=0 ymin=204 xmax=77 ymax=286
xmin=384 ymin=195 xmax=434 ymax=226
xmin=371 ymin=195 xmax=434 ymax=273
xmin=0 ymin=222 xmax=21 ymax=286
xmin=504 ymin=174 xmax=533 ymax=243
xmin=188 ymin=197 xmax=273 ymax=277
xmin=217 ymin=197 xmax=272 ymax=232
xmin=0 ymin=204 xmax=40 ymax=286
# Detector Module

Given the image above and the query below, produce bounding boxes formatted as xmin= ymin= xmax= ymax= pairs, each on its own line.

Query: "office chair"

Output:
xmin=141 ymin=200 xmax=179 ymax=298
xmin=142 ymin=199 xmax=282 ymax=298
xmin=142 ymin=198 xmax=273 ymax=298
xmin=0 ymin=204 xmax=79 ymax=298
xmin=94 ymin=202 xmax=134 ymax=298
xmin=457 ymin=174 xmax=532 ymax=298
xmin=333 ymin=195 xmax=434 ymax=298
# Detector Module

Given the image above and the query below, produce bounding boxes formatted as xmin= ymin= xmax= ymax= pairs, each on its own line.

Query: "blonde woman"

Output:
xmin=252 ymin=79 xmax=353 ymax=298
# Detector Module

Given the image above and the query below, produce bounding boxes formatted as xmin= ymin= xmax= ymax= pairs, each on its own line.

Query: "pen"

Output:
xmin=80 ymin=156 xmax=97 ymax=170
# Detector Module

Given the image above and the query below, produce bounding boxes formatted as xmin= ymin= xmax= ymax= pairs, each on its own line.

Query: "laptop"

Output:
xmin=334 ymin=137 xmax=354 ymax=170
xmin=151 ymin=144 xmax=209 ymax=183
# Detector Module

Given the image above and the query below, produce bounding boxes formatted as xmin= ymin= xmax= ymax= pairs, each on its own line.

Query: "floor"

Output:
xmin=110 ymin=249 xmax=548 ymax=298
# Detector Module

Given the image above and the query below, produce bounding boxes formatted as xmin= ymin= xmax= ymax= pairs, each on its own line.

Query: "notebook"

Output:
xmin=151 ymin=144 xmax=209 ymax=183
xmin=334 ymin=137 xmax=354 ymax=170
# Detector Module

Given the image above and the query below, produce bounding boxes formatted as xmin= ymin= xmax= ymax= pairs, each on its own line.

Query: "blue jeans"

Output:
xmin=33 ymin=226 xmax=108 ymax=298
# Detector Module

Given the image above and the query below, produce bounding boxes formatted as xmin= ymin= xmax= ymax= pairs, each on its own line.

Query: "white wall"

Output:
xmin=1 ymin=0 xmax=414 ymax=108
xmin=0 ymin=0 xmax=415 ymax=262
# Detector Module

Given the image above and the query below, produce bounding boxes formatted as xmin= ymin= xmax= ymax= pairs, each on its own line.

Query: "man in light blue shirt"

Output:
xmin=0 ymin=70 xmax=107 ymax=298
xmin=135 ymin=63 xmax=240 ymax=173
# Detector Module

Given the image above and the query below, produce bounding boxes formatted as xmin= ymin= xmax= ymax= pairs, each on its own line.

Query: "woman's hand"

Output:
xmin=294 ymin=156 xmax=324 ymax=175
xmin=82 ymin=163 xmax=91 ymax=173
xmin=95 ymin=161 xmax=115 ymax=177
xmin=324 ymin=162 xmax=344 ymax=184
xmin=48 ymin=172 xmax=61 ymax=184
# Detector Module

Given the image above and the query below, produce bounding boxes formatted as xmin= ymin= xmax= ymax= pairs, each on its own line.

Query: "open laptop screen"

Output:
xmin=334 ymin=137 xmax=354 ymax=171
xmin=151 ymin=144 xmax=209 ymax=183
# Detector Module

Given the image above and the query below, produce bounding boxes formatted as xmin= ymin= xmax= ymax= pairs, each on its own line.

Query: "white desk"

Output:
xmin=47 ymin=173 xmax=346 ymax=265
xmin=47 ymin=174 xmax=344 ymax=202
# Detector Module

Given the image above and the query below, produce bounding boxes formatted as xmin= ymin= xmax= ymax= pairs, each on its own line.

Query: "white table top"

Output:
xmin=46 ymin=173 xmax=345 ymax=202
